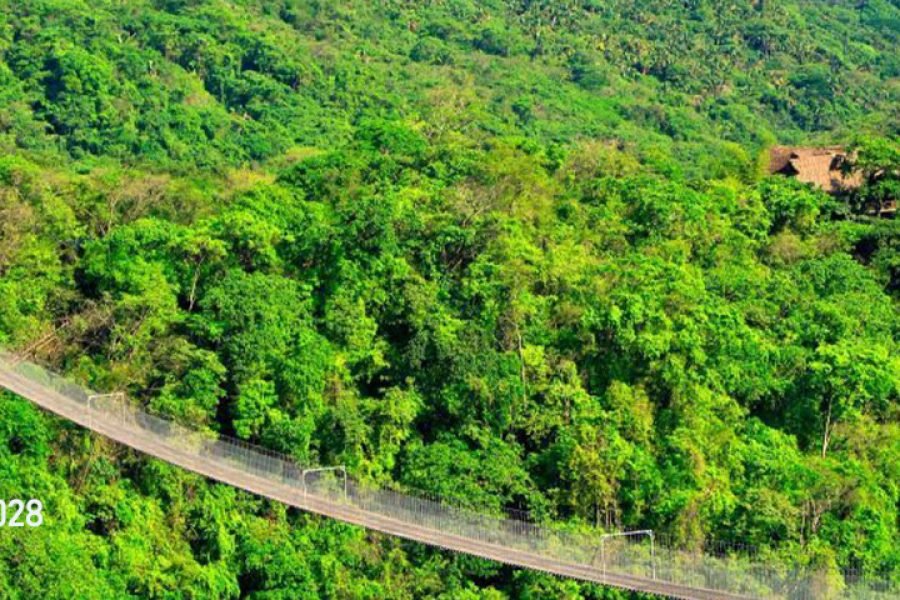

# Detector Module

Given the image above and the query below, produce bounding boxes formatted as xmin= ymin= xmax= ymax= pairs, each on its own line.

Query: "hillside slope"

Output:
xmin=0 ymin=1 xmax=898 ymax=598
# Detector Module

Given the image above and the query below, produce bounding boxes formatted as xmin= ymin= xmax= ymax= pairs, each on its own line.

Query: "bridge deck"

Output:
xmin=0 ymin=362 xmax=755 ymax=600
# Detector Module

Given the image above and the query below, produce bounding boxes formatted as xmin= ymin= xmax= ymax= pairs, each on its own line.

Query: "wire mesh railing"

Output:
xmin=0 ymin=352 xmax=896 ymax=600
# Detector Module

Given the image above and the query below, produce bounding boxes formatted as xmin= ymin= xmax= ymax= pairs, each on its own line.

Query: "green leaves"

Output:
xmin=233 ymin=378 xmax=278 ymax=439
xmin=0 ymin=394 xmax=51 ymax=460
xmin=0 ymin=1 xmax=897 ymax=594
xmin=847 ymin=136 xmax=900 ymax=215
xmin=197 ymin=270 xmax=312 ymax=376
xmin=758 ymin=176 xmax=826 ymax=234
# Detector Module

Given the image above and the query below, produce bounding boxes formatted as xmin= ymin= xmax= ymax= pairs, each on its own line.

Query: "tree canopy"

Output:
xmin=0 ymin=1 xmax=898 ymax=597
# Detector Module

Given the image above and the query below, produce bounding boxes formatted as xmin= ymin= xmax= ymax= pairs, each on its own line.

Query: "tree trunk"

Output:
xmin=821 ymin=398 xmax=832 ymax=458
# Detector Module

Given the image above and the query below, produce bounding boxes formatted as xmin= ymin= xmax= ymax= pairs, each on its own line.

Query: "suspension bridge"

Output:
xmin=0 ymin=353 xmax=889 ymax=599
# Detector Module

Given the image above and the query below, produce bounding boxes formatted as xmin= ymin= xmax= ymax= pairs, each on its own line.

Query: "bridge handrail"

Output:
xmin=0 ymin=352 xmax=895 ymax=600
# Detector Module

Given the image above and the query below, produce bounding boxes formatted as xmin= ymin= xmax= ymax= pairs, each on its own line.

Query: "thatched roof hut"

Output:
xmin=768 ymin=146 xmax=862 ymax=194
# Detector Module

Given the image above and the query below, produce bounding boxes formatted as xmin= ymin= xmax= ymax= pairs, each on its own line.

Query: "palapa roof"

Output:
xmin=768 ymin=146 xmax=862 ymax=194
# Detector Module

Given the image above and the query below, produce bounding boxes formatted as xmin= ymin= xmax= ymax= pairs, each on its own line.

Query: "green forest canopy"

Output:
xmin=0 ymin=0 xmax=898 ymax=598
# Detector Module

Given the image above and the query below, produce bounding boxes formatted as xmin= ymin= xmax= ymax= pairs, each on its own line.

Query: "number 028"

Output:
xmin=0 ymin=499 xmax=43 ymax=527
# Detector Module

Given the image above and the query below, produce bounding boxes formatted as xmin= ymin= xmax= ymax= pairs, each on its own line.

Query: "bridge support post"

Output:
xmin=595 ymin=530 xmax=655 ymax=582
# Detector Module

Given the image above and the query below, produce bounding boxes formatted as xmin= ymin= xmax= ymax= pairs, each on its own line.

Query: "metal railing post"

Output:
xmin=601 ymin=536 xmax=607 ymax=581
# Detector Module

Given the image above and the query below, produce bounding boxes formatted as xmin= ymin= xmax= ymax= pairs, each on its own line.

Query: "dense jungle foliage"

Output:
xmin=0 ymin=0 xmax=898 ymax=598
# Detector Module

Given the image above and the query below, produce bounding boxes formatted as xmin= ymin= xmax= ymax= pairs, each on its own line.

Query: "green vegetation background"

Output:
xmin=0 ymin=0 xmax=898 ymax=598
